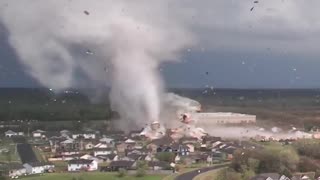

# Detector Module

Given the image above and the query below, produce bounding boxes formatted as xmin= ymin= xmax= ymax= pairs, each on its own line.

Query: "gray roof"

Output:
xmin=109 ymin=160 xmax=135 ymax=167
xmin=5 ymin=130 xmax=16 ymax=134
xmin=148 ymin=161 xmax=169 ymax=168
xmin=25 ymin=162 xmax=53 ymax=167
xmin=68 ymin=159 xmax=93 ymax=165
xmin=97 ymin=154 xmax=117 ymax=160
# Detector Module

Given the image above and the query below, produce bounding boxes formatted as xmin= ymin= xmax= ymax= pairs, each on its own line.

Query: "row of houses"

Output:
xmin=4 ymin=129 xmax=97 ymax=139
xmin=7 ymin=162 xmax=54 ymax=177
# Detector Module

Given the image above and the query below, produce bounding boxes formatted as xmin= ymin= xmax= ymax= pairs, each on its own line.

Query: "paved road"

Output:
xmin=175 ymin=164 xmax=227 ymax=180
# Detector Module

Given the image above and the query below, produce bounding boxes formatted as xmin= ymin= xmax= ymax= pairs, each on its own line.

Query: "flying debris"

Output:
xmin=254 ymin=0 xmax=259 ymax=3
xmin=250 ymin=7 xmax=254 ymax=11
xmin=86 ymin=49 xmax=93 ymax=55
xmin=140 ymin=121 xmax=166 ymax=140
xmin=104 ymin=66 xmax=108 ymax=72
xmin=84 ymin=10 xmax=90 ymax=15
xmin=205 ymin=72 xmax=209 ymax=75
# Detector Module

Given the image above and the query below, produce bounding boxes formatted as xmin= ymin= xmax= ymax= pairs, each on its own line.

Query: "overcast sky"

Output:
xmin=1 ymin=0 xmax=320 ymax=89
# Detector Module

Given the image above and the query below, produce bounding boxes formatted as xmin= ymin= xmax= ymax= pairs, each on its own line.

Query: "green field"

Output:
xmin=0 ymin=139 xmax=20 ymax=163
xmin=21 ymin=172 xmax=165 ymax=180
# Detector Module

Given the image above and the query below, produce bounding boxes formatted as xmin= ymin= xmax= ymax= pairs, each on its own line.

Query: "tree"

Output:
xmin=242 ymin=169 xmax=255 ymax=180
xmin=155 ymin=152 xmax=175 ymax=162
xmin=175 ymin=164 xmax=182 ymax=172
xmin=118 ymin=168 xmax=127 ymax=177
xmin=136 ymin=161 xmax=147 ymax=177
xmin=247 ymin=158 xmax=259 ymax=173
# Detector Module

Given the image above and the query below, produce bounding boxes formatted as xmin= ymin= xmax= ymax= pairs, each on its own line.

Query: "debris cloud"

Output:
xmin=0 ymin=1 xmax=193 ymax=130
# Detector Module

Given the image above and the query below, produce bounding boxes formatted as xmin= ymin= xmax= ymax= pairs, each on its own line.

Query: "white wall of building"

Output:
xmin=67 ymin=160 xmax=98 ymax=171
xmin=193 ymin=112 xmax=256 ymax=126
xmin=23 ymin=164 xmax=44 ymax=174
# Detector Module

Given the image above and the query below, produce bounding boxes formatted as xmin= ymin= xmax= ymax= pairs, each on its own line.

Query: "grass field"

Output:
xmin=21 ymin=172 xmax=165 ymax=180
xmin=0 ymin=138 xmax=20 ymax=163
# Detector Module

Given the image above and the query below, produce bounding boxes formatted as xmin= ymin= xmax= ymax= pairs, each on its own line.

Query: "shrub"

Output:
xmin=118 ymin=168 xmax=127 ymax=177
xmin=136 ymin=168 xmax=146 ymax=177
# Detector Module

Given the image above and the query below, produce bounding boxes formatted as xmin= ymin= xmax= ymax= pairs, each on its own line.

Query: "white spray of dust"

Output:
xmin=163 ymin=93 xmax=201 ymax=120
xmin=0 ymin=1 xmax=194 ymax=130
xmin=206 ymin=126 xmax=313 ymax=140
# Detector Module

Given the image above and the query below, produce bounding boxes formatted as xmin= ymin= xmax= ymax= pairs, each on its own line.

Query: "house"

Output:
xmin=147 ymin=136 xmax=174 ymax=153
xmin=97 ymin=154 xmax=119 ymax=163
xmin=251 ymin=173 xmax=290 ymax=180
xmin=150 ymin=136 xmax=174 ymax=147
xmin=60 ymin=150 xmax=80 ymax=156
xmin=99 ymin=137 xmax=114 ymax=144
xmin=220 ymin=146 xmax=237 ymax=160
xmin=126 ymin=149 xmax=149 ymax=156
xmin=59 ymin=139 xmax=77 ymax=151
xmin=108 ymin=160 xmax=136 ymax=171
xmin=171 ymin=143 xmax=190 ymax=156
xmin=68 ymin=159 xmax=98 ymax=172
xmin=32 ymin=130 xmax=46 ymax=138
xmin=129 ymin=130 xmax=142 ymax=138
xmin=291 ymin=172 xmax=315 ymax=180
xmin=72 ymin=132 xmax=96 ymax=139
xmin=123 ymin=153 xmax=143 ymax=161
xmin=211 ymin=141 xmax=224 ymax=150
xmin=7 ymin=163 xmax=26 ymax=177
xmin=93 ymin=148 xmax=115 ymax=156
xmin=23 ymin=162 xmax=55 ymax=174
xmin=94 ymin=143 xmax=109 ymax=149
xmin=124 ymin=138 xmax=136 ymax=144
xmin=211 ymin=151 xmax=227 ymax=162
xmin=182 ymin=154 xmax=208 ymax=165
xmin=148 ymin=161 xmax=170 ymax=170
xmin=5 ymin=130 xmax=17 ymax=137
xmin=44 ymin=131 xmax=61 ymax=140
xmin=17 ymin=132 xmax=24 ymax=136
xmin=116 ymin=142 xmax=128 ymax=153
xmin=80 ymin=154 xmax=97 ymax=160
xmin=186 ymin=144 xmax=195 ymax=153
xmin=48 ymin=154 xmax=81 ymax=162
xmin=202 ymin=136 xmax=222 ymax=144
xmin=180 ymin=136 xmax=199 ymax=144
xmin=140 ymin=154 xmax=152 ymax=161
xmin=60 ymin=130 xmax=71 ymax=137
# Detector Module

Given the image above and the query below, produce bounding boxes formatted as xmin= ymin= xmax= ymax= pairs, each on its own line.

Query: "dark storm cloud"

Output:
xmin=1 ymin=0 xmax=320 ymax=88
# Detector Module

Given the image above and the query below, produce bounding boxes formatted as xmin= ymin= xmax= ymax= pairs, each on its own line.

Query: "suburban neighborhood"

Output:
xmin=1 ymin=122 xmax=320 ymax=180
xmin=0 ymin=124 xmax=247 ymax=179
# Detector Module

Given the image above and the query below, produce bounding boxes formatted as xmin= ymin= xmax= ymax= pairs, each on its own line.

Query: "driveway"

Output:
xmin=175 ymin=164 xmax=228 ymax=180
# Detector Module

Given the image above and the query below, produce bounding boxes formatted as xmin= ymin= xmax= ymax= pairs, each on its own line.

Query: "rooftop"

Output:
xmin=68 ymin=159 xmax=93 ymax=164
xmin=109 ymin=160 xmax=135 ymax=167
xmin=193 ymin=112 xmax=255 ymax=117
